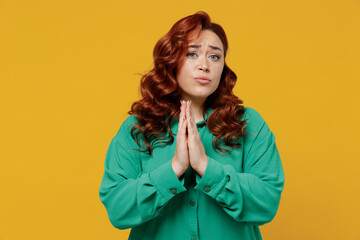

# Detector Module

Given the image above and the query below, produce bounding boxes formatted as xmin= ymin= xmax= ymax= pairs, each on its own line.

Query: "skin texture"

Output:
xmin=175 ymin=30 xmax=225 ymax=123
xmin=172 ymin=100 xmax=208 ymax=177
xmin=172 ymin=30 xmax=225 ymax=178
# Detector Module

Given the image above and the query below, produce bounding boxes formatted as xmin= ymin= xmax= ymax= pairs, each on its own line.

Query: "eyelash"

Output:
xmin=186 ymin=52 xmax=221 ymax=60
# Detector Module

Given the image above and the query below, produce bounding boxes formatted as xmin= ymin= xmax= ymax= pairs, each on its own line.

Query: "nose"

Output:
xmin=198 ymin=56 xmax=209 ymax=73
xmin=199 ymin=66 xmax=209 ymax=73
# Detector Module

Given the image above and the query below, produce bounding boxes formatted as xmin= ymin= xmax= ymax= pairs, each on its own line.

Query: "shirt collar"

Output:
xmin=169 ymin=107 xmax=214 ymax=135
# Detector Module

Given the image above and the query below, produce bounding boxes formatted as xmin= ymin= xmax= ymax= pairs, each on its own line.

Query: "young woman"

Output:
xmin=99 ymin=11 xmax=285 ymax=240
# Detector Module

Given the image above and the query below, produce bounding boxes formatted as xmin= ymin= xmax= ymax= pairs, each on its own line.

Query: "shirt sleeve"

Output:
xmin=194 ymin=108 xmax=285 ymax=226
xmin=99 ymin=116 xmax=187 ymax=230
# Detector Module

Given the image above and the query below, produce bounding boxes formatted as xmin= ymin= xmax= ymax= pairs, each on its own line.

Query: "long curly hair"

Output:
xmin=127 ymin=11 xmax=247 ymax=156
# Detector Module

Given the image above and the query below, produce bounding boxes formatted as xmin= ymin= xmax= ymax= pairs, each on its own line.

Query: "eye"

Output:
xmin=210 ymin=54 xmax=221 ymax=60
xmin=186 ymin=52 xmax=197 ymax=58
xmin=186 ymin=52 xmax=221 ymax=60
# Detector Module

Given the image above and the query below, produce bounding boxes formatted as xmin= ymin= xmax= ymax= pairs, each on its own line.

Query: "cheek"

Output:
xmin=210 ymin=80 xmax=221 ymax=91
xmin=213 ymin=65 xmax=224 ymax=80
xmin=177 ymin=72 xmax=189 ymax=86
xmin=176 ymin=71 xmax=192 ymax=93
xmin=177 ymin=65 xmax=192 ymax=83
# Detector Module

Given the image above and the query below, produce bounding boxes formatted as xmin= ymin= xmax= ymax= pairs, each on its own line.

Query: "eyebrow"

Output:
xmin=188 ymin=44 xmax=223 ymax=52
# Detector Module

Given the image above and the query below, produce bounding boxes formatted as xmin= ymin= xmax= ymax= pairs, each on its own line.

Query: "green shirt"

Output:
xmin=99 ymin=107 xmax=285 ymax=240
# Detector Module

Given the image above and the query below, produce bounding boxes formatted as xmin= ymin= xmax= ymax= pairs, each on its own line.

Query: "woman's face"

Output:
xmin=176 ymin=30 xmax=225 ymax=102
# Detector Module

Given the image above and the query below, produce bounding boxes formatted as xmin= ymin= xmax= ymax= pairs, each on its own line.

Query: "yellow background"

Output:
xmin=1 ymin=0 xmax=359 ymax=239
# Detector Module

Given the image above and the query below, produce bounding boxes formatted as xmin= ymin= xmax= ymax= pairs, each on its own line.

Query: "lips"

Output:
xmin=195 ymin=77 xmax=211 ymax=84
xmin=195 ymin=76 xmax=210 ymax=80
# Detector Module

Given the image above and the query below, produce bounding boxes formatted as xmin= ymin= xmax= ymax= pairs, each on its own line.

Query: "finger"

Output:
xmin=180 ymin=100 xmax=187 ymax=137
xmin=186 ymin=100 xmax=194 ymax=135
xmin=188 ymin=101 xmax=200 ymax=139
xmin=178 ymin=100 xmax=183 ymax=127
xmin=189 ymin=101 xmax=196 ymax=127
xmin=184 ymin=101 xmax=189 ymax=136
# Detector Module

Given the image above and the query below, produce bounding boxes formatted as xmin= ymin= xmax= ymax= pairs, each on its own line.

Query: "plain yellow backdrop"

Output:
xmin=1 ymin=0 xmax=359 ymax=239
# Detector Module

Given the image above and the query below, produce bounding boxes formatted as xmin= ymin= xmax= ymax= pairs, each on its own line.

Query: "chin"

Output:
xmin=188 ymin=93 xmax=210 ymax=100
xmin=193 ymin=89 xmax=215 ymax=97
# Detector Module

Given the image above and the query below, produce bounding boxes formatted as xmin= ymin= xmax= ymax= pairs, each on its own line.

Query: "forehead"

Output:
xmin=188 ymin=30 xmax=223 ymax=50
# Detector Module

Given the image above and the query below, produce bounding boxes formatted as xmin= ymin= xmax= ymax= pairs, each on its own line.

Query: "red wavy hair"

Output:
xmin=128 ymin=11 xmax=247 ymax=156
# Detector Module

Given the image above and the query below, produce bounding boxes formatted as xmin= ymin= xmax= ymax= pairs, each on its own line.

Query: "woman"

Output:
xmin=99 ymin=11 xmax=285 ymax=240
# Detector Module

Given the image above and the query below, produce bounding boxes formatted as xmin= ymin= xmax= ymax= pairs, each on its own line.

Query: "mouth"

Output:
xmin=194 ymin=77 xmax=211 ymax=84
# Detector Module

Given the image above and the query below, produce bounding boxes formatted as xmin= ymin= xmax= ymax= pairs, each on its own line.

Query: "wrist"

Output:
xmin=194 ymin=156 xmax=208 ymax=177
xmin=171 ymin=160 xmax=186 ymax=178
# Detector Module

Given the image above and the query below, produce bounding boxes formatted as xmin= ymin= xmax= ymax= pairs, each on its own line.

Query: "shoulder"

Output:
xmin=107 ymin=114 xmax=145 ymax=151
xmin=114 ymin=115 xmax=140 ymax=142
xmin=242 ymin=107 xmax=268 ymax=136
xmin=242 ymin=107 xmax=266 ymax=124
xmin=117 ymin=115 xmax=138 ymax=133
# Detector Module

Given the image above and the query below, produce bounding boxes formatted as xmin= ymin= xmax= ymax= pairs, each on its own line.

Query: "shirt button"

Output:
xmin=170 ymin=188 xmax=177 ymax=195
xmin=189 ymin=200 xmax=196 ymax=206
xmin=204 ymin=186 xmax=211 ymax=192
xmin=191 ymin=238 xmax=196 ymax=240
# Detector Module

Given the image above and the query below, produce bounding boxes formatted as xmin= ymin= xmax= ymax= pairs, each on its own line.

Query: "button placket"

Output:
xmin=188 ymin=189 xmax=199 ymax=239
xmin=226 ymin=175 xmax=230 ymax=182
xmin=170 ymin=188 xmax=177 ymax=195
